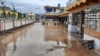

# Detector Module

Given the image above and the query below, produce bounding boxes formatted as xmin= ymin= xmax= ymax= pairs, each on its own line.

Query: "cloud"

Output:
xmin=5 ymin=0 xmax=68 ymax=14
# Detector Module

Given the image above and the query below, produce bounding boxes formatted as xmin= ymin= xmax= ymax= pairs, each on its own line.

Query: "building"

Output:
xmin=44 ymin=5 xmax=68 ymax=25
xmin=63 ymin=0 xmax=100 ymax=52
xmin=0 ymin=6 xmax=18 ymax=19
xmin=54 ymin=1 xmax=100 ymax=54
xmin=44 ymin=5 xmax=65 ymax=21
xmin=85 ymin=4 xmax=100 ymax=19
xmin=85 ymin=9 xmax=97 ymax=19
xmin=27 ymin=13 xmax=35 ymax=21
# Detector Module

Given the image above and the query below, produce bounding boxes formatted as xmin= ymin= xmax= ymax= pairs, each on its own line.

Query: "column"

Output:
xmin=68 ymin=13 xmax=78 ymax=32
xmin=67 ymin=13 xmax=73 ymax=48
xmin=80 ymin=11 xmax=85 ymax=40
xmin=12 ymin=19 xmax=15 ymax=28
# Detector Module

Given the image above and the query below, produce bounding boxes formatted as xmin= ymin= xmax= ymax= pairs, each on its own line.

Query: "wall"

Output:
xmin=46 ymin=8 xmax=60 ymax=14
xmin=84 ymin=34 xmax=100 ymax=49
xmin=68 ymin=13 xmax=78 ymax=32
xmin=0 ymin=18 xmax=35 ymax=31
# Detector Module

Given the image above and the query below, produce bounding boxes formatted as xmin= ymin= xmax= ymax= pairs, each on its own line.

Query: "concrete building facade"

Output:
xmin=0 ymin=6 xmax=18 ymax=19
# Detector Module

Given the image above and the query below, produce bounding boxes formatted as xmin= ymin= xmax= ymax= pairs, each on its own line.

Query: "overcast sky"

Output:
xmin=4 ymin=0 xmax=69 ymax=14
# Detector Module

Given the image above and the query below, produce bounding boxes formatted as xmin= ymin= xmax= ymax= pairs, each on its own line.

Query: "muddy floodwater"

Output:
xmin=0 ymin=22 xmax=97 ymax=56
xmin=0 ymin=22 xmax=67 ymax=56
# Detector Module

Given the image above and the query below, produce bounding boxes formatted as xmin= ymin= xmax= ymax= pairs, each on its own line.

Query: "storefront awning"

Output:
xmin=66 ymin=0 xmax=100 ymax=13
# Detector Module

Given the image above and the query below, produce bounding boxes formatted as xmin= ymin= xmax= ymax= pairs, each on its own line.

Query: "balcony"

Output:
xmin=84 ymin=19 xmax=100 ymax=32
xmin=45 ymin=12 xmax=59 ymax=15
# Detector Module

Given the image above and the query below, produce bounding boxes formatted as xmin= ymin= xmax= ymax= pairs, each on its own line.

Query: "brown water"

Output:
xmin=0 ymin=23 xmax=67 ymax=56
xmin=0 ymin=22 xmax=97 ymax=56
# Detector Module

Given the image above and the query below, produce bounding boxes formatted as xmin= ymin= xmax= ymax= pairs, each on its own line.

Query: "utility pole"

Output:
xmin=12 ymin=4 xmax=16 ymax=18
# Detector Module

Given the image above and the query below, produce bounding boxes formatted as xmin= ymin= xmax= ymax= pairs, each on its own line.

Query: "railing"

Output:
xmin=46 ymin=12 xmax=58 ymax=14
xmin=0 ymin=18 xmax=35 ymax=32
xmin=84 ymin=19 xmax=100 ymax=32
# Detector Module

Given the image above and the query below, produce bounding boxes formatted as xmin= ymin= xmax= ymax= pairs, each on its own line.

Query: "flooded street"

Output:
xmin=0 ymin=22 xmax=97 ymax=56
xmin=0 ymin=0 xmax=100 ymax=56
xmin=0 ymin=22 xmax=66 ymax=56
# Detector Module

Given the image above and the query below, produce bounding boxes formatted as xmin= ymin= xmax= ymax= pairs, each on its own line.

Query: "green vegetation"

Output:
xmin=1 ymin=1 xmax=6 ymax=18
xmin=18 ymin=12 xmax=27 ymax=19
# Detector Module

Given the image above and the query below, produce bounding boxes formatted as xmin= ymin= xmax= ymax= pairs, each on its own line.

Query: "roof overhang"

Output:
xmin=59 ymin=11 xmax=69 ymax=17
xmin=66 ymin=0 xmax=100 ymax=13
xmin=45 ymin=14 xmax=59 ymax=17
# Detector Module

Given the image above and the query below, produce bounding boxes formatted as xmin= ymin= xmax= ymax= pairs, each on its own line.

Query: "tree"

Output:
xmin=11 ymin=4 xmax=17 ymax=18
xmin=23 ymin=13 xmax=27 ymax=18
xmin=18 ymin=12 xmax=22 ymax=19
xmin=12 ymin=13 xmax=16 ymax=18
xmin=1 ymin=1 xmax=6 ymax=18
xmin=7 ymin=12 xmax=11 ymax=19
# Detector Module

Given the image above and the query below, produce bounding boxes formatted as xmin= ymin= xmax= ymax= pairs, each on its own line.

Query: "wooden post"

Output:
xmin=95 ymin=20 xmax=97 ymax=30
xmin=80 ymin=11 xmax=85 ymax=40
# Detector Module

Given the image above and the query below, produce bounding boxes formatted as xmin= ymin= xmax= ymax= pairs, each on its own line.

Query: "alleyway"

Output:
xmin=0 ymin=22 xmax=97 ymax=56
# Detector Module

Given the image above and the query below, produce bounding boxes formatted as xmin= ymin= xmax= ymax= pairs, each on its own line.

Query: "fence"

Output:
xmin=84 ymin=19 xmax=100 ymax=32
xmin=0 ymin=18 xmax=35 ymax=32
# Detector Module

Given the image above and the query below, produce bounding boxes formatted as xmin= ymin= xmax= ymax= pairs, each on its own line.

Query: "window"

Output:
xmin=54 ymin=8 xmax=56 ymax=12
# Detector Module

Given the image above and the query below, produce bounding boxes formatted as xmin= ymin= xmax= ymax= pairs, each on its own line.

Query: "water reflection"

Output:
xmin=0 ymin=21 xmax=68 ymax=56
xmin=0 ymin=22 xmax=97 ymax=56
xmin=0 ymin=35 xmax=6 ymax=56
xmin=0 ymin=25 xmax=29 ymax=56
xmin=44 ymin=21 xmax=68 ymax=56
xmin=13 ymin=33 xmax=17 ymax=52
xmin=44 ymin=22 xmax=68 ymax=47
xmin=44 ymin=21 xmax=97 ymax=56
